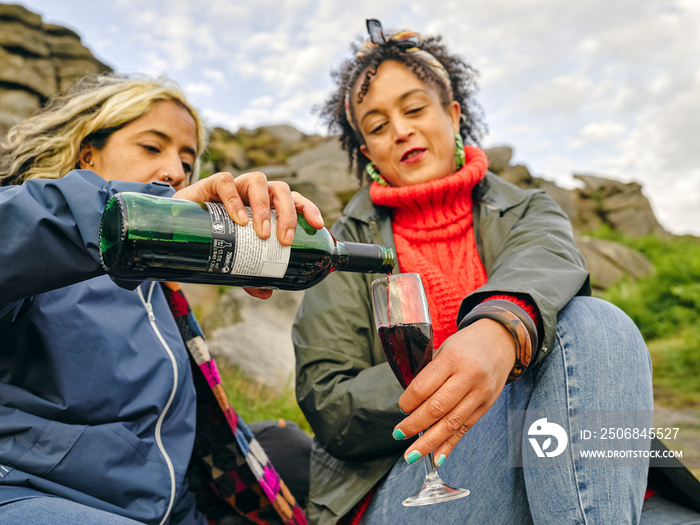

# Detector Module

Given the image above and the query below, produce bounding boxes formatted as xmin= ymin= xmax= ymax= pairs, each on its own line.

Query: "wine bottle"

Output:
xmin=99 ymin=192 xmax=395 ymax=290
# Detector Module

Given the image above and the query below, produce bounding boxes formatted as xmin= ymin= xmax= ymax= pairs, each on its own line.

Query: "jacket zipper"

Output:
xmin=138 ymin=282 xmax=178 ymax=525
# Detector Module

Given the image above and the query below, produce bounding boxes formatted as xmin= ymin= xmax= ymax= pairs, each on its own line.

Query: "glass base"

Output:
xmin=402 ymin=478 xmax=470 ymax=507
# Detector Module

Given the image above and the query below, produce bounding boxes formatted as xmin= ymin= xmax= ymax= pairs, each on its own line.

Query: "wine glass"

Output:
xmin=371 ymin=272 xmax=470 ymax=506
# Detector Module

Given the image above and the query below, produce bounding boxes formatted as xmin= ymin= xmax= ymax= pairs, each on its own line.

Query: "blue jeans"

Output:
xmin=362 ymin=297 xmax=655 ymax=524
xmin=0 ymin=496 xmax=144 ymax=525
xmin=0 ymin=491 xmax=208 ymax=524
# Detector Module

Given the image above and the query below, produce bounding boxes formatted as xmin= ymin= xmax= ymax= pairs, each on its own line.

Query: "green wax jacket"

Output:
xmin=292 ymin=173 xmax=591 ymax=524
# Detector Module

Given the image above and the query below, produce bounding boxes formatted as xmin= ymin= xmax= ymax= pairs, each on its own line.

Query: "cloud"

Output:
xmin=16 ymin=0 xmax=700 ymax=234
xmin=184 ymin=83 xmax=215 ymax=99
xmin=579 ymin=121 xmax=628 ymax=142
xmin=515 ymin=75 xmax=597 ymax=114
xmin=203 ymin=69 xmax=225 ymax=84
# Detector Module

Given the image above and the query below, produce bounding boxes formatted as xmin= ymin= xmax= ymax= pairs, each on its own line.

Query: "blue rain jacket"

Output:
xmin=0 ymin=171 xmax=200 ymax=524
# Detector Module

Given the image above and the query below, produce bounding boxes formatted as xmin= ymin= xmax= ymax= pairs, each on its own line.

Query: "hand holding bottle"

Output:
xmin=172 ymin=171 xmax=324 ymax=246
xmin=172 ymin=171 xmax=324 ymax=298
xmin=100 ymin=189 xmax=394 ymax=293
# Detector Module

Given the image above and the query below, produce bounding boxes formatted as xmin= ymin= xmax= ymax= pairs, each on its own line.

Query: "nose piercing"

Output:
xmin=162 ymin=172 xmax=171 ymax=182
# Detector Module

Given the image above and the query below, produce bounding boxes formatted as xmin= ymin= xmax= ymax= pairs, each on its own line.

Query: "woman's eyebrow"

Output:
xmin=359 ymin=88 xmax=429 ymax=126
xmin=136 ymin=129 xmax=197 ymax=157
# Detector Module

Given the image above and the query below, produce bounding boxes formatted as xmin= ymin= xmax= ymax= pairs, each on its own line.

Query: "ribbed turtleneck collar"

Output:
xmin=369 ymin=146 xmax=488 ymax=241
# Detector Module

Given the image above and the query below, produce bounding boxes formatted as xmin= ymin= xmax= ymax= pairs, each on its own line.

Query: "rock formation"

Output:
xmin=0 ymin=3 xmax=111 ymax=137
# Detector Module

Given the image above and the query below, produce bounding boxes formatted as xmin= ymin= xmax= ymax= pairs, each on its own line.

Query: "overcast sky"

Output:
xmin=17 ymin=0 xmax=700 ymax=236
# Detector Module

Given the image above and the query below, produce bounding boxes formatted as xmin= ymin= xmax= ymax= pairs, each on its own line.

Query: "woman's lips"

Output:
xmin=401 ymin=148 xmax=426 ymax=164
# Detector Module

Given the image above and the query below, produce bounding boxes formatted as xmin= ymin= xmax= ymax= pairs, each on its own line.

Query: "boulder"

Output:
xmin=0 ymin=88 xmax=41 ymax=117
xmin=0 ymin=4 xmax=42 ymax=28
xmin=259 ymin=124 xmax=305 ymax=145
xmin=574 ymin=174 xmax=667 ymax=237
xmin=0 ymin=47 xmax=56 ymax=98
xmin=287 ymin=136 xmax=349 ymax=171
xmin=254 ymin=164 xmax=294 ymax=180
xmin=498 ymin=164 xmax=534 ymax=187
xmin=0 ymin=18 xmax=50 ymax=57
xmin=0 ymin=3 xmax=112 ymax=124
xmin=485 ymin=146 xmax=513 ymax=174
xmin=0 ymin=89 xmax=41 ymax=136
xmin=46 ymin=32 xmax=99 ymax=60
xmin=203 ymin=287 xmax=303 ymax=394
xmin=577 ymin=237 xmax=653 ymax=291
xmin=208 ymin=132 xmax=249 ymax=171
xmin=287 ymin=137 xmax=360 ymax=198
xmin=570 ymin=188 xmax=604 ymax=233
xmin=295 ymin=158 xmax=360 ymax=196
xmin=286 ymin=180 xmax=344 ymax=226
xmin=55 ymin=57 xmax=111 ymax=91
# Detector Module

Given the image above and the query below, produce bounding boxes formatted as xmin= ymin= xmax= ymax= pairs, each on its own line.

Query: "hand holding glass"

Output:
xmin=371 ymin=272 xmax=470 ymax=506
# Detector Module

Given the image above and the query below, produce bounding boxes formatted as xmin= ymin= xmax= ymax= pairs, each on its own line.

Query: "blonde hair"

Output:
xmin=0 ymin=74 xmax=208 ymax=186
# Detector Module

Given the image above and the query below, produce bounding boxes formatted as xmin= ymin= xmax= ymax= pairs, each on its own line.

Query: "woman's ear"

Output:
xmin=359 ymin=144 xmax=374 ymax=163
xmin=448 ymin=101 xmax=461 ymax=133
xmin=77 ymin=142 xmax=95 ymax=170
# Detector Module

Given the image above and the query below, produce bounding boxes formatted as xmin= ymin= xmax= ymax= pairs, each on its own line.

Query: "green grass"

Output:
xmin=648 ymin=331 xmax=700 ymax=408
xmin=217 ymin=358 xmax=313 ymax=435
xmin=589 ymin=227 xmax=700 ymax=407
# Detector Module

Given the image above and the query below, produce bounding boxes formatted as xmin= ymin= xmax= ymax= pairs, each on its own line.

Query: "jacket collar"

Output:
xmin=474 ymin=172 xmax=530 ymax=212
xmin=342 ymin=185 xmax=389 ymax=223
xmin=344 ymin=172 xmax=530 ymax=223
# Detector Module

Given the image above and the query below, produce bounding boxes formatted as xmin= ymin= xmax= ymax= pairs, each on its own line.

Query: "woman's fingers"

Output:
xmin=291 ymin=191 xmax=325 ymax=229
xmin=431 ymin=403 xmax=488 ymax=464
xmin=397 ymin=330 xmax=474 ymax=420
xmin=395 ymin=370 xmax=486 ymax=457
xmin=393 ymin=322 xmax=516 ymax=464
xmin=173 ymin=171 xmax=251 ymax=225
xmin=268 ymin=184 xmax=325 ymax=245
xmin=398 ymin=380 xmax=496 ymax=465
xmin=172 ymin=172 xmax=323 ymax=246
xmin=227 ymin=171 xmax=272 ymax=239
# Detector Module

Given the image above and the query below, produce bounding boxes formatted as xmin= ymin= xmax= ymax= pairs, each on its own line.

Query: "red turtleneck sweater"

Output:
xmin=369 ymin=146 xmax=537 ymax=348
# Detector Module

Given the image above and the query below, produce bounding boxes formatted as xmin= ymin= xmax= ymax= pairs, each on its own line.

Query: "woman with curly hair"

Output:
xmin=293 ymin=20 xmax=655 ymax=524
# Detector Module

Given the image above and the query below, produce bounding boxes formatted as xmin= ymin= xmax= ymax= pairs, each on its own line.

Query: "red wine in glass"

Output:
xmin=371 ymin=272 xmax=470 ymax=506
xmin=377 ymin=322 xmax=433 ymax=390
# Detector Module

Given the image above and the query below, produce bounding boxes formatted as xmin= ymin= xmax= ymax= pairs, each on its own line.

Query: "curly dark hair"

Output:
xmin=318 ymin=32 xmax=487 ymax=184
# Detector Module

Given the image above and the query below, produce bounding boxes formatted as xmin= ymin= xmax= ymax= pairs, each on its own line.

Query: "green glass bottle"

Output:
xmin=99 ymin=192 xmax=395 ymax=290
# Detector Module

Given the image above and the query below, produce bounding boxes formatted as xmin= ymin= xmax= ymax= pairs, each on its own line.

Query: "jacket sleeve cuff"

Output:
xmin=457 ymin=299 xmax=539 ymax=382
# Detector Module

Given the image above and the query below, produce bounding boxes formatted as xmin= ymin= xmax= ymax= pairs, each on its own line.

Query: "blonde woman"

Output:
xmin=0 ymin=75 xmax=321 ymax=524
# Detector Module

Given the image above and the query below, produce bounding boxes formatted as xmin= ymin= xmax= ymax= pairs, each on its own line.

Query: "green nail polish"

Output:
xmin=392 ymin=428 xmax=406 ymax=440
xmin=436 ymin=454 xmax=446 ymax=467
xmin=406 ymin=450 xmax=421 ymax=464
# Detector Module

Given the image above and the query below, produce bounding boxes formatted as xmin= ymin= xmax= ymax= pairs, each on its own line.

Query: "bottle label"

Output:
xmin=204 ymin=203 xmax=291 ymax=278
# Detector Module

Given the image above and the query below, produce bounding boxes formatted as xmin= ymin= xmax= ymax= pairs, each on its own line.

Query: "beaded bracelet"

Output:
xmin=457 ymin=299 xmax=538 ymax=383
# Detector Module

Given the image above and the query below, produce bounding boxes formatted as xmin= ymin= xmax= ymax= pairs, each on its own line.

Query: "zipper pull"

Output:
xmin=145 ymin=302 xmax=156 ymax=322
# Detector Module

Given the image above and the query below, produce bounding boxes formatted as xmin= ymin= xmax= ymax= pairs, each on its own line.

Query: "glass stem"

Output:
xmin=419 ymin=431 xmax=442 ymax=483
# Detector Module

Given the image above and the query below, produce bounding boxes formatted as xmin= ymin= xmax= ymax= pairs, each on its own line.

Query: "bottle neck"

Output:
xmin=335 ymin=241 xmax=396 ymax=274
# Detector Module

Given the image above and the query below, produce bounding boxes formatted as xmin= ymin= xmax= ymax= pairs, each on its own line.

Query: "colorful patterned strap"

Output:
xmin=161 ymin=282 xmax=307 ymax=525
